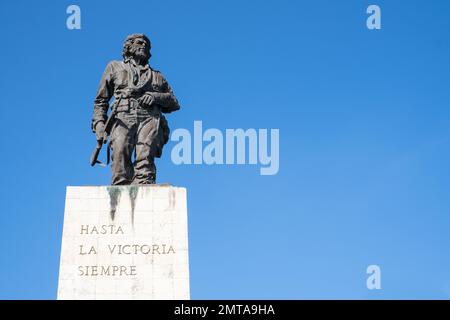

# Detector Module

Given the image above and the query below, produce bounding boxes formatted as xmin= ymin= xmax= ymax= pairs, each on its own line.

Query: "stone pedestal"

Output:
xmin=57 ymin=185 xmax=190 ymax=300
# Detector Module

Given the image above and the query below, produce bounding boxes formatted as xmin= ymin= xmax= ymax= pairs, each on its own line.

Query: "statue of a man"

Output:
xmin=92 ymin=34 xmax=180 ymax=185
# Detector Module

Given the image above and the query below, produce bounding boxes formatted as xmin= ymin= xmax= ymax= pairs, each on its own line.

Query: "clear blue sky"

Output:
xmin=0 ymin=0 xmax=449 ymax=299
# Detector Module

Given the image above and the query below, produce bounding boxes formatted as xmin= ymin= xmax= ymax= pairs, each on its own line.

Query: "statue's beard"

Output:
xmin=129 ymin=47 xmax=149 ymax=64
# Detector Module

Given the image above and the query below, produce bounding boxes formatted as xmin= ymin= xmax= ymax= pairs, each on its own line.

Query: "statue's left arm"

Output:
xmin=150 ymin=72 xmax=180 ymax=113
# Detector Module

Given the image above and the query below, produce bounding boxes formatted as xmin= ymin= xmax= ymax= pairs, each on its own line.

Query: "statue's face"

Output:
xmin=129 ymin=37 xmax=150 ymax=61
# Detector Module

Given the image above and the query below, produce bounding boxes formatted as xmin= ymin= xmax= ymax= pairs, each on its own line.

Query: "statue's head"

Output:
xmin=122 ymin=33 xmax=151 ymax=64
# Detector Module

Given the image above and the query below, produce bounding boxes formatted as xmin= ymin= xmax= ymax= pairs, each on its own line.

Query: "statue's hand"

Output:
xmin=95 ymin=122 xmax=105 ymax=142
xmin=138 ymin=93 xmax=155 ymax=108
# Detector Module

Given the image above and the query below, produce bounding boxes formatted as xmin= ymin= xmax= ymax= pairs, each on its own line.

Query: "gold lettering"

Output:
xmin=76 ymin=265 xmax=137 ymax=276
xmin=152 ymin=244 xmax=160 ymax=254
xmin=122 ymin=245 xmax=131 ymax=254
xmin=80 ymin=225 xmax=89 ymax=234
xmin=167 ymin=245 xmax=175 ymax=254
xmin=78 ymin=266 xmax=84 ymax=276
xmin=116 ymin=226 xmax=124 ymax=234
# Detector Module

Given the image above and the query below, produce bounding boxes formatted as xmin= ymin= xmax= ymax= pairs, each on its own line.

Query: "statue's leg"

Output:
xmin=110 ymin=118 xmax=136 ymax=185
xmin=133 ymin=116 xmax=160 ymax=184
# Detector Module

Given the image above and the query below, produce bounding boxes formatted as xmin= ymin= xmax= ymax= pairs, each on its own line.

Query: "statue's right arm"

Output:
xmin=91 ymin=62 xmax=115 ymax=133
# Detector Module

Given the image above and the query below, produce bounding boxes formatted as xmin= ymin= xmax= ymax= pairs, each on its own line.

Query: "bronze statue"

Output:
xmin=91 ymin=34 xmax=180 ymax=185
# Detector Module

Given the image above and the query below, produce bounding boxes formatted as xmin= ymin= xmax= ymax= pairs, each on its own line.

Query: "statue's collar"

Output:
xmin=124 ymin=58 xmax=149 ymax=70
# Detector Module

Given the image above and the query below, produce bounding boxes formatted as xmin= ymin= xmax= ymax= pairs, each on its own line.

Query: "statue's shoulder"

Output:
xmin=151 ymin=67 xmax=167 ymax=82
xmin=107 ymin=60 xmax=124 ymax=69
xmin=151 ymin=67 xmax=162 ymax=75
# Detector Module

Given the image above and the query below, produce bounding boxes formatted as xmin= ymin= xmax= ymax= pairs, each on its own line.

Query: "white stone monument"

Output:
xmin=57 ymin=185 xmax=190 ymax=300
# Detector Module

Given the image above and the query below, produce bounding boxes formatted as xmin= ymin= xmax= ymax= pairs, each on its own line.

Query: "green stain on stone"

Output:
xmin=107 ymin=186 xmax=122 ymax=221
xmin=128 ymin=186 xmax=139 ymax=226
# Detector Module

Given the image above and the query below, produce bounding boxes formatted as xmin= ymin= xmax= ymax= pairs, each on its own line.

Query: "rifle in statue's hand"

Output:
xmin=90 ymin=139 xmax=104 ymax=167
xmin=90 ymin=109 xmax=117 ymax=167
